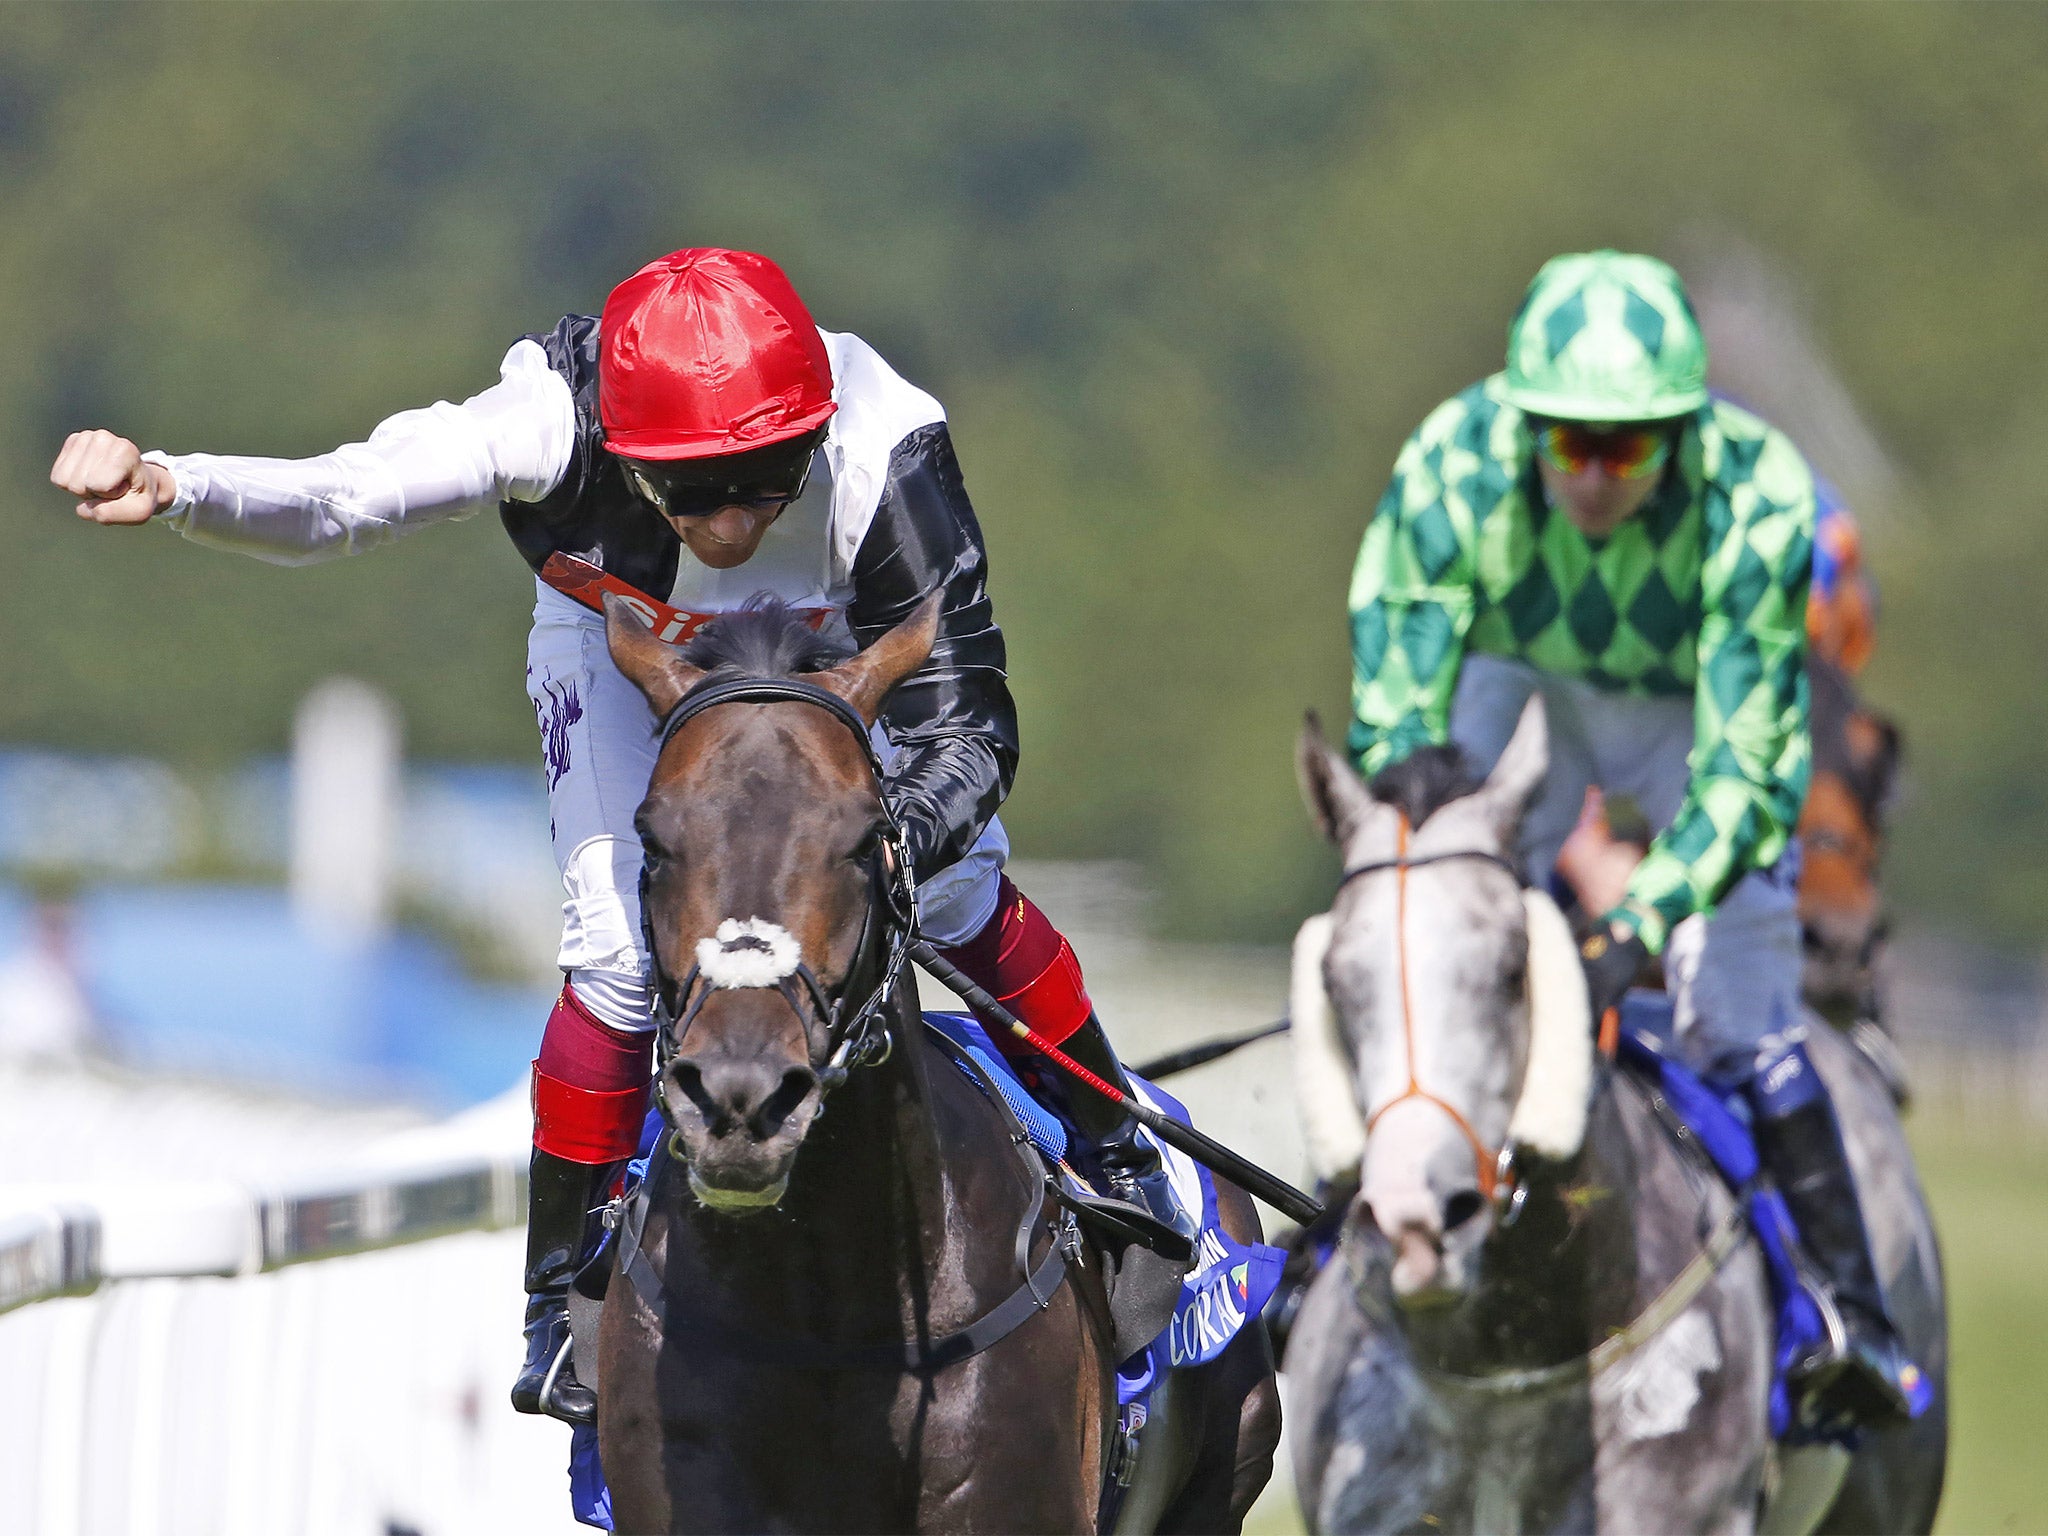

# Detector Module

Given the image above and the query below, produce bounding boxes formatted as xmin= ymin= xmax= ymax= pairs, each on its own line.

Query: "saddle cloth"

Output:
xmin=1613 ymin=992 xmax=1932 ymax=1445
xmin=563 ymin=1013 xmax=1284 ymax=1531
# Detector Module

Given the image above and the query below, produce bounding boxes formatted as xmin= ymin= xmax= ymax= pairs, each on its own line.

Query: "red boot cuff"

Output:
xmin=531 ymin=1065 xmax=649 ymax=1163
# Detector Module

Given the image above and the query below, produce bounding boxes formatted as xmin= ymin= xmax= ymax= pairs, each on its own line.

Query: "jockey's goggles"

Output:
xmin=621 ymin=429 xmax=825 ymax=521
xmin=1533 ymin=421 xmax=1674 ymax=481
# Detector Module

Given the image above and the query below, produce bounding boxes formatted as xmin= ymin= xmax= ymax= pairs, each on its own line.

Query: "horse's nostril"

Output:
xmin=750 ymin=1066 xmax=818 ymax=1140
xmin=1443 ymin=1190 xmax=1485 ymax=1232
xmin=669 ymin=1061 xmax=728 ymax=1133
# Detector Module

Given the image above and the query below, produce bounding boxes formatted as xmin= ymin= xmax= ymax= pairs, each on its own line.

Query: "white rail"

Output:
xmin=0 ymin=1084 xmax=581 ymax=1536
xmin=1 ymin=1142 xmax=526 ymax=1315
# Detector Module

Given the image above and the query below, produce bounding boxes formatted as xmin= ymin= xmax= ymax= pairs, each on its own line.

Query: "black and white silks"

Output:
xmin=148 ymin=319 xmax=1020 ymax=883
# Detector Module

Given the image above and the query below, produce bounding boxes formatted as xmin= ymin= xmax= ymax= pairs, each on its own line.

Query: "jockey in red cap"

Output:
xmin=52 ymin=247 xmax=1189 ymax=1426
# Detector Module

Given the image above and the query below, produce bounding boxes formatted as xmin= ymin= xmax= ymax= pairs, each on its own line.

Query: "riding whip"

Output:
xmin=911 ymin=941 xmax=1323 ymax=1226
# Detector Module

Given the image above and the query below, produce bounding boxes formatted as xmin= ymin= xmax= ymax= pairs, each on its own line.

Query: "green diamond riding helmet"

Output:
xmin=1488 ymin=250 xmax=1709 ymax=423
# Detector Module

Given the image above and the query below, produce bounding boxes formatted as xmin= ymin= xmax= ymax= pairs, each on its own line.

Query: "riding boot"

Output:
xmin=1059 ymin=1015 xmax=1197 ymax=1246
xmin=510 ymin=1150 xmax=614 ymax=1425
xmin=1752 ymin=1091 xmax=1925 ymax=1429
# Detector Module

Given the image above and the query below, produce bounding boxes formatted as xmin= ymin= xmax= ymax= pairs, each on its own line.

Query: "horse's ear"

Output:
xmin=817 ymin=593 xmax=941 ymax=725
xmin=605 ymin=593 xmax=706 ymax=719
xmin=1470 ymin=694 xmax=1549 ymax=840
xmin=1297 ymin=712 xmax=1376 ymax=846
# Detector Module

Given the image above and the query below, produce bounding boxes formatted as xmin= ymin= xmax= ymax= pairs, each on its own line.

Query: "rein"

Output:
xmin=1338 ymin=1187 xmax=1750 ymax=1395
xmin=1343 ymin=816 xmax=1525 ymax=1204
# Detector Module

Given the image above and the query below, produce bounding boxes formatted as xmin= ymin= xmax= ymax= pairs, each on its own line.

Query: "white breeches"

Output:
xmin=524 ymin=588 xmax=1006 ymax=1031
xmin=1448 ymin=653 xmax=1804 ymax=1079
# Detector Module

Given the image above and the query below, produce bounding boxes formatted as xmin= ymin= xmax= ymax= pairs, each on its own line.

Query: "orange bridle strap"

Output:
xmin=1361 ymin=812 xmax=1503 ymax=1200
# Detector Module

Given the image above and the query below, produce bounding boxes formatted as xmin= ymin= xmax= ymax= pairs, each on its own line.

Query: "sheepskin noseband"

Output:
xmin=696 ymin=917 xmax=804 ymax=990
xmin=1289 ymin=886 xmax=1592 ymax=1180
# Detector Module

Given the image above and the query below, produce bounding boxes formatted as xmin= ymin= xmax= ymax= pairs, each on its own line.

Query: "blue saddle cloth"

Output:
xmin=1613 ymin=994 xmax=1930 ymax=1445
xmin=565 ymin=1013 xmax=1284 ymax=1530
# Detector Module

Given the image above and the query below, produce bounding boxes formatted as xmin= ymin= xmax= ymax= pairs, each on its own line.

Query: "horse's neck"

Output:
xmin=1419 ymin=1072 xmax=1692 ymax=1376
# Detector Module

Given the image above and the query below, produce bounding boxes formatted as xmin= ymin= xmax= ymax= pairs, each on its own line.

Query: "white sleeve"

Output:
xmin=144 ymin=339 xmax=577 ymax=567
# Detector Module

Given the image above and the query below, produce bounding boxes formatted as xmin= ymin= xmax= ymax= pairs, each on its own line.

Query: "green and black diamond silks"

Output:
xmin=1347 ymin=383 xmax=1814 ymax=955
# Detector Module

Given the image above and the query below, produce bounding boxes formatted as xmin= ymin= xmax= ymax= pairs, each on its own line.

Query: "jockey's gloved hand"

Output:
xmin=1579 ymin=924 xmax=1650 ymax=1022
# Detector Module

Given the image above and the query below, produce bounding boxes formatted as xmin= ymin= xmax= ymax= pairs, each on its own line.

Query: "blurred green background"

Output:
xmin=5 ymin=2 xmax=2045 ymax=946
xmin=3 ymin=4 xmax=2046 ymax=1531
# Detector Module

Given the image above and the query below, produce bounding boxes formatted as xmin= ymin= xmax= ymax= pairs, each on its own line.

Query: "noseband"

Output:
xmin=1339 ymin=820 xmax=1528 ymax=1210
xmin=641 ymin=674 xmax=920 ymax=1147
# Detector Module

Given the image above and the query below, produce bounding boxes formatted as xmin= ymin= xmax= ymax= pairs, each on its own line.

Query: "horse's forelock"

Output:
xmin=1367 ymin=746 xmax=1482 ymax=829
xmin=677 ymin=598 xmax=856 ymax=682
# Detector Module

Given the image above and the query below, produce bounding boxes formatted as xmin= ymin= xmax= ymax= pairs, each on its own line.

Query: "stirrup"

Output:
xmin=513 ymin=1294 xmax=597 ymax=1425
xmin=1054 ymin=1180 xmax=1195 ymax=1265
xmin=1099 ymin=1156 xmax=1198 ymax=1253
xmin=1790 ymin=1292 xmax=1927 ymax=1431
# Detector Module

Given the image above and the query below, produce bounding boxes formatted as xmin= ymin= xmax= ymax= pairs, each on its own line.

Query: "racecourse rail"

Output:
xmin=0 ymin=1147 xmax=526 ymax=1315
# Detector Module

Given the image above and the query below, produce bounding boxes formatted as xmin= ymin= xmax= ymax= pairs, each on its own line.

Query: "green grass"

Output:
xmin=1239 ymin=1100 xmax=2048 ymax=1534
xmin=1914 ymin=1106 xmax=2048 ymax=1535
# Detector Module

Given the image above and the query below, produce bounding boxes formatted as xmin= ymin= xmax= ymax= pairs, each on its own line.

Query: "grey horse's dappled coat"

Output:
xmin=1286 ymin=698 xmax=1946 ymax=1535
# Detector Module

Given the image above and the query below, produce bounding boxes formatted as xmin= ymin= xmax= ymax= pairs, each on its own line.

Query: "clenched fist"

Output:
xmin=51 ymin=430 xmax=176 ymax=525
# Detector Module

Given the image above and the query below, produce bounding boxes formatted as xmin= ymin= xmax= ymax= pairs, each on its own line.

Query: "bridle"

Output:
xmin=1338 ymin=816 xmax=1527 ymax=1211
xmin=640 ymin=673 xmax=920 ymax=1155
xmin=616 ymin=668 xmax=1087 ymax=1372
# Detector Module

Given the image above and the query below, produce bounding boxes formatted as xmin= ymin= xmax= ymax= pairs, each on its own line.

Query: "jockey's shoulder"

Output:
xmin=1406 ymin=378 xmax=1517 ymax=456
xmin=815 ymin=328 xmax=948 ymax=458
xmin=1698 ymin=398 xmax=1817 ymax=524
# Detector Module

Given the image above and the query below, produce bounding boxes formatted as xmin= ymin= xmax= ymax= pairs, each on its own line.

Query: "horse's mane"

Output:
xmin=677 ymin=598 xmax=856 ymax=680
xmin=1367 ymin=744 xmax=1481 ymax=827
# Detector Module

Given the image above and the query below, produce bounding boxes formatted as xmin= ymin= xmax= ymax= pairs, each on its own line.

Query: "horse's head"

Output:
xmin=1295 ymin=699 xmax=1592 ymax=1308
xmin=605 ymin=593 xmax=940 ymax=1214
xmin=1799 ymin=665 xmax=1902 ymax=1023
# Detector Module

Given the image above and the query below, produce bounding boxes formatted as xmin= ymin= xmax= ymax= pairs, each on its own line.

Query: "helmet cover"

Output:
xmin=600 ymin=248 xmax=838 ymax=461
xmin=1490 ymin=250 xmax=1709 ymax=422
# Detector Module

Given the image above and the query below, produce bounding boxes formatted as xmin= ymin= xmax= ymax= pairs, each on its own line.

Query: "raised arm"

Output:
xmin=50 ymin=340 xmax=575 ymax=566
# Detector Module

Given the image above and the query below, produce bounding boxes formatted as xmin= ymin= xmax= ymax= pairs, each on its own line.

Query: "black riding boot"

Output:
xmin=1754 ymin=1097 xmax=1924 ymax=1429
xmin=510 ymin=1150 xmax=613 ymax=1425
xmin=1060 ymin=1016 xmax=1197 ymax=1246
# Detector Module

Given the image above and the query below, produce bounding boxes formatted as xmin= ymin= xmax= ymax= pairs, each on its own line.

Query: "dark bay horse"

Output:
xmin=1285 ymin=699 xmax=1945 ymax=1534
xmin=591 ymin=594 xmax=1276 ymax=1534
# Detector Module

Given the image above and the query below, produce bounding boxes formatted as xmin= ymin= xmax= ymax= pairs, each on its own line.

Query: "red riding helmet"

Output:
xmin=599 ymin=248 xmax=838 ymax=462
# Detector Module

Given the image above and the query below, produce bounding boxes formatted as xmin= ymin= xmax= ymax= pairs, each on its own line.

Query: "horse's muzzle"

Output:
xmin=661 ymin=1051 xmax=823 ymax=1211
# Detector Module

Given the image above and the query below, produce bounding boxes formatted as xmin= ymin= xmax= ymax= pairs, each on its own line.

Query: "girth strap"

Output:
xmin=613 ymin=1195 xmax=1075 ymax=1372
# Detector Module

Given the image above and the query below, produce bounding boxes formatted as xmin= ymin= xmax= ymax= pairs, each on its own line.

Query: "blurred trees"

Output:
xmin=2 ymin=3 xmax=2043 ymax=945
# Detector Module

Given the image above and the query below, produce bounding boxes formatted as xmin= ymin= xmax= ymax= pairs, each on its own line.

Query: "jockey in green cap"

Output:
xmin=1345 ymin=250 xmax=1924 ymax=1431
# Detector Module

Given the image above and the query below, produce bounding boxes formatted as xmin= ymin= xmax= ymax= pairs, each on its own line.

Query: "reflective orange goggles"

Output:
xmin=1534 ymin=422 xmax=1673 ymax=480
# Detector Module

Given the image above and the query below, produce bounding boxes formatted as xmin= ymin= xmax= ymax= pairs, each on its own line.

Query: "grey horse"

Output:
xmin=1284 ymin=698 xmax=1947 ymax=1535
